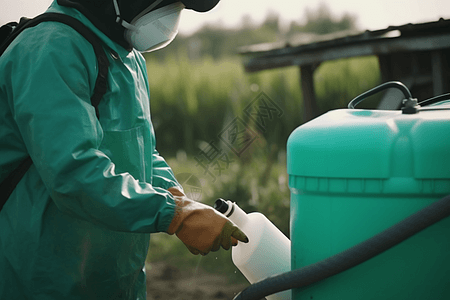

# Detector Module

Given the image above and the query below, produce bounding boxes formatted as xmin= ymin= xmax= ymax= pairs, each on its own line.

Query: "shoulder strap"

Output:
xmin=0 ymin=13 xmax=113 ymax=207
xmin=1 ymin=12 xmax=111 ymax=116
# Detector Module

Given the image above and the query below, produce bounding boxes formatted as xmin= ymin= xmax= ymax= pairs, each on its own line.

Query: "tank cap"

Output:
xmin=402 ymin=98 xmax=420 ymax=114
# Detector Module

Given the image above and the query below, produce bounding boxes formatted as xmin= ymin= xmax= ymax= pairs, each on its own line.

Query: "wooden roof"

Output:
xmin=239 ymin=18 xmax=450 ymax=72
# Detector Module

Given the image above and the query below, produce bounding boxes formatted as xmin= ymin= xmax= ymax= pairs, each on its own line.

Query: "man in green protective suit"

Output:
xmin=0 ymin=0 xmax=248 ymax=299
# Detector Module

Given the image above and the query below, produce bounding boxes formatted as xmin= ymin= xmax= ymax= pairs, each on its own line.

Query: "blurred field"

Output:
xmin=145 ymin=53 xmax=381 ymax=156
xmin=144 ymin=53 xmax=381 ymax=286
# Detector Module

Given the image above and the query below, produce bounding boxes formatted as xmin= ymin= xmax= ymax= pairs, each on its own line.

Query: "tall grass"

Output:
xmin=314 ymin=56 xmax=382 ymax=112
xmin=145 ymin=52 xmax=380 ymax=156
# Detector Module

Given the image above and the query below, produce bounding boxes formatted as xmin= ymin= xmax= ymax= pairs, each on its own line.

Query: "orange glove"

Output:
xmin=167 ymin=189 xmax=248 ymax=255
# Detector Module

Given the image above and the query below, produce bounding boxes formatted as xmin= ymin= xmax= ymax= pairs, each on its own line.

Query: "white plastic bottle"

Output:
xmin=214 ymin=199 xmax=291 ymax=300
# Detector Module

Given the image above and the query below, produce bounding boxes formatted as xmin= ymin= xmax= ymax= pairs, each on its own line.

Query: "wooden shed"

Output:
xmin=239 ymin=18 xmax=450 ymax=122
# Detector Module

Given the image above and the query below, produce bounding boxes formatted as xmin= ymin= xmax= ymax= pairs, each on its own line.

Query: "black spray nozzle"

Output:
xmin=214 ymin=198 xmax=229 ymax=214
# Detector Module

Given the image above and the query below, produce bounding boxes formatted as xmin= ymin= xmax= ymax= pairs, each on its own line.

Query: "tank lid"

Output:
xmin=287 ymin=109 xmax=450 ymax=179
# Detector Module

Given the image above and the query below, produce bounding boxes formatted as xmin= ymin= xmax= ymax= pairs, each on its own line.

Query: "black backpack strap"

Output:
xmin=0 ymin=13 xmax=113 ymax=206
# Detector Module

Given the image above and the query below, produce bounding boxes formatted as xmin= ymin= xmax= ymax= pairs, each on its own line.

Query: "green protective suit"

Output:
xmin=0 ymin=2 xmax=181 ymax=299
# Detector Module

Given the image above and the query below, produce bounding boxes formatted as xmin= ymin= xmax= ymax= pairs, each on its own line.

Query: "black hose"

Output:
xmin=418 ymin=93 xmax=450 ymax=107
xmin=233 ymin=194 xmax=450 ymax=300
xmin=348 ymin=81 xmax=412 ymax=109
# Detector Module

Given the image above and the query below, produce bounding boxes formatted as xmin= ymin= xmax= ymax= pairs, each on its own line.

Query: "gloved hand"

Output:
xmin=166 ymin=192 xmax=249 ymax=255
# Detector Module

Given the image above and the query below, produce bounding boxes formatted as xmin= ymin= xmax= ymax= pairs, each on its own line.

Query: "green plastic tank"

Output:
xmin=287 ymin=105 xmax=450 ymax=299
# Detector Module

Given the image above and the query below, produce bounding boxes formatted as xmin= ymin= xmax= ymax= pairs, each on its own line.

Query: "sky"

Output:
xmin=3 ymin=0 xmax=450 ymax=35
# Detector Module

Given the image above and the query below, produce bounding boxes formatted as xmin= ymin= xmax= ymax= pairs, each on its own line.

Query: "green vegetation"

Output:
xmin=146 ymin=54 xmax=381 ymax=157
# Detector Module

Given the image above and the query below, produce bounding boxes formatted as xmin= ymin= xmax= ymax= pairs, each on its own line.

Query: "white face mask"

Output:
xmin=113 ymin=0 xmax=185 ymax=52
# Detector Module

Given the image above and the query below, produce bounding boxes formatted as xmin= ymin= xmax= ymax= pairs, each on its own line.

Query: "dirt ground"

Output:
xmin=145 ymin=262 xmax=249 ymax=300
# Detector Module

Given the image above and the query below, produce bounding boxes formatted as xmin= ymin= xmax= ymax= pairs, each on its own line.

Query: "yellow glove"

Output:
xmin=167 ymin=190 xmax=248 ymax=255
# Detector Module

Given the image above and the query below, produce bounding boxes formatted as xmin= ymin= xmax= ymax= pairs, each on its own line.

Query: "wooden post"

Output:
xmin=431 ymin=50 xmax=444 ymax=96
xmin=300 ymin=64 xmax=318 ymax=123
xmin=378 ymin=55 xmax=392 ymax=83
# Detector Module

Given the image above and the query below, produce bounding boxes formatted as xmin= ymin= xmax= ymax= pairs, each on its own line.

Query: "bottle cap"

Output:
xmin=214 ymin=198 xmax=229 ymax=213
